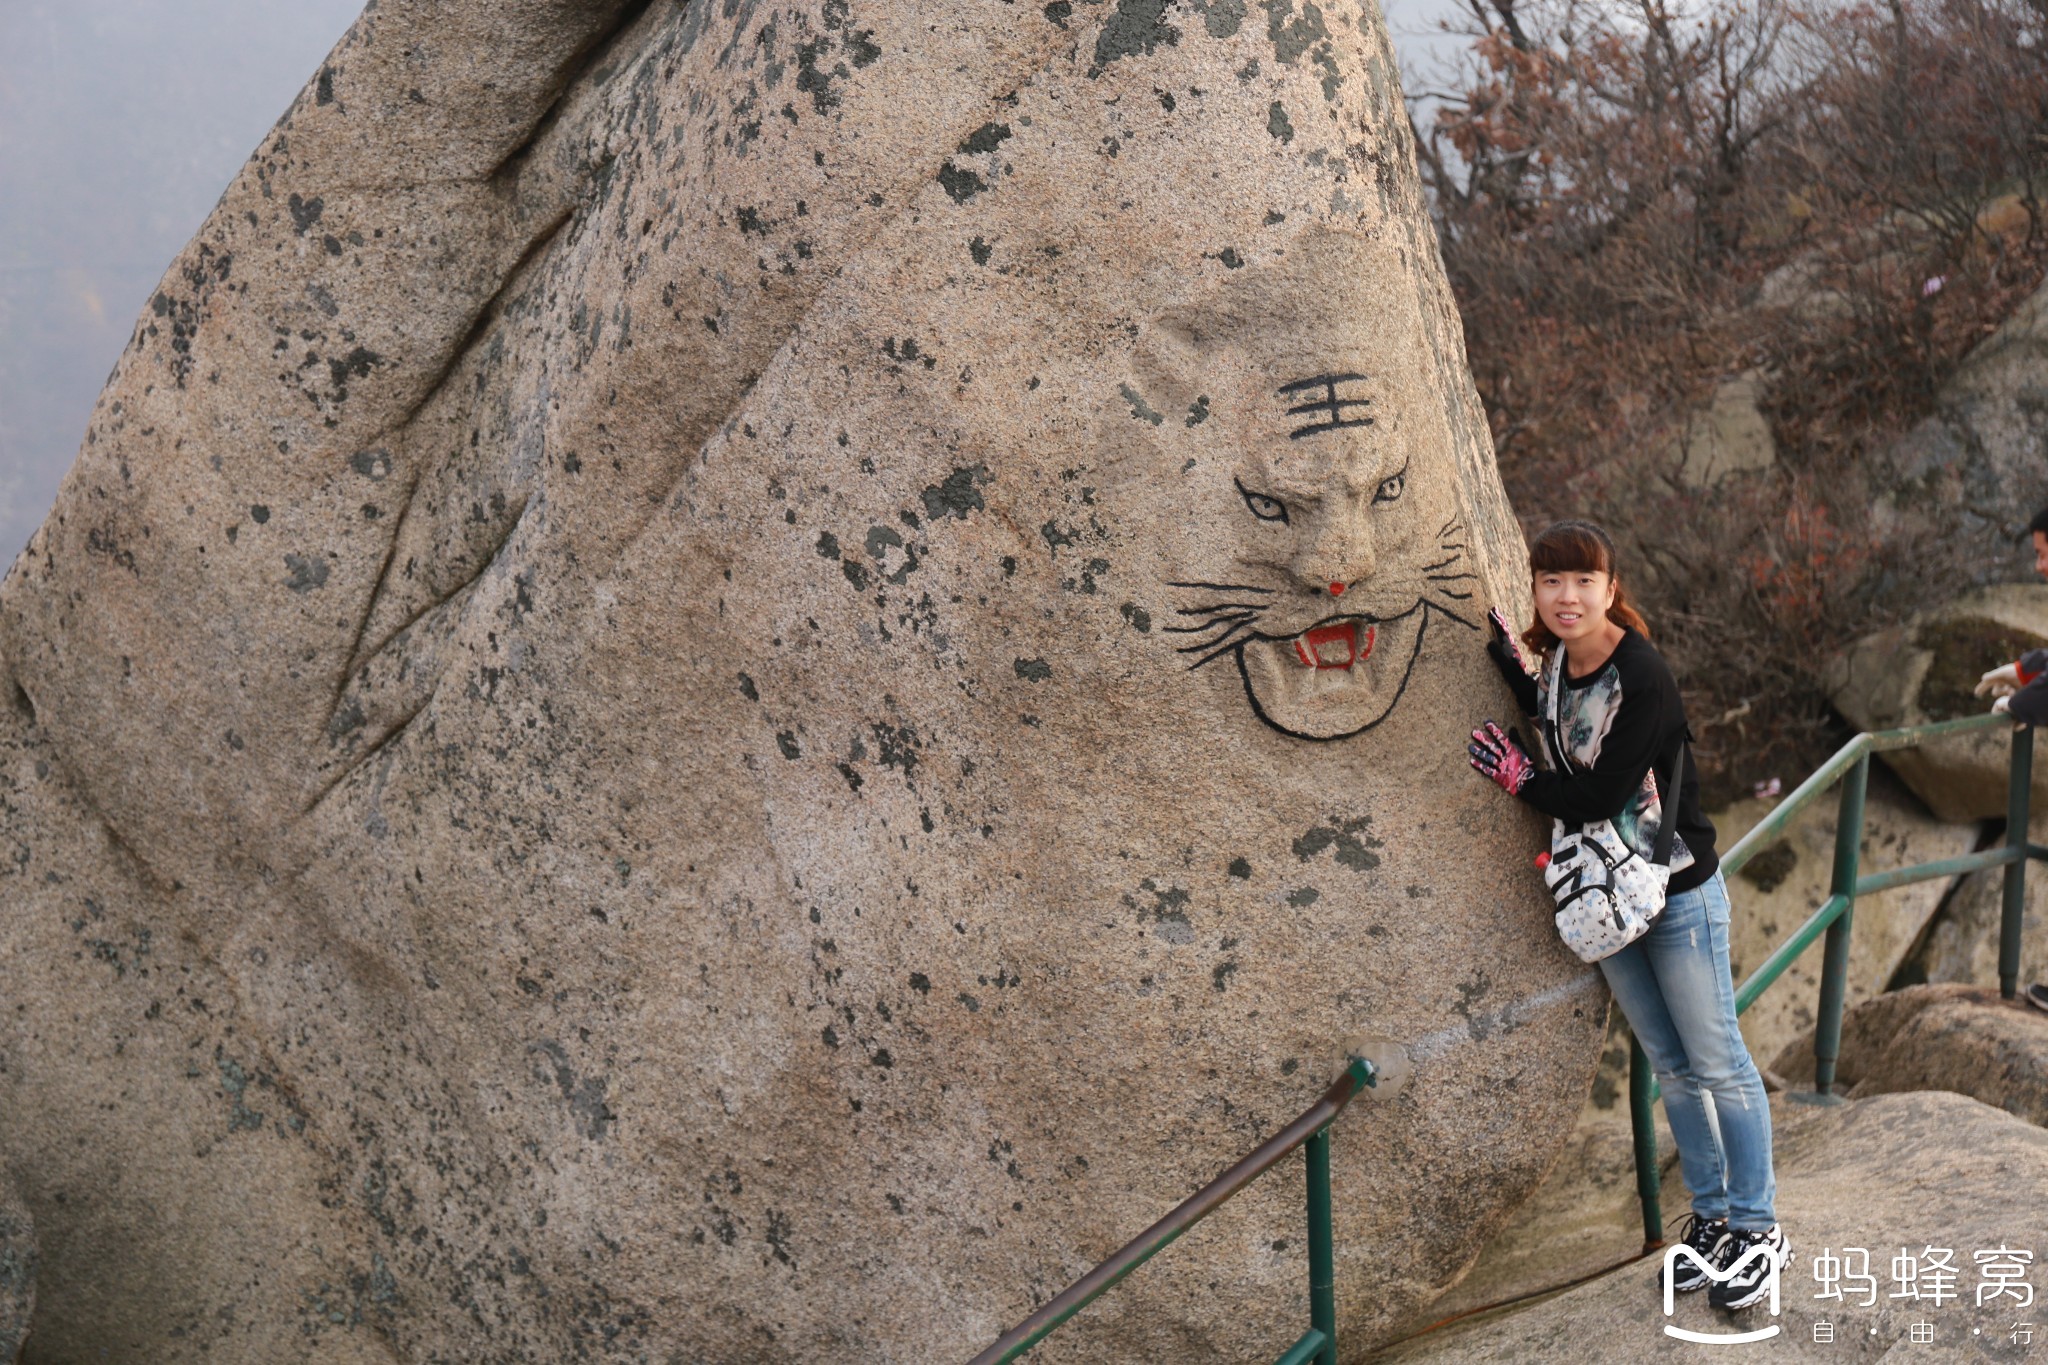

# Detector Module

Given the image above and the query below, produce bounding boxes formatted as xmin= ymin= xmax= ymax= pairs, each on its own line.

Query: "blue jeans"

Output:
xmin=1599 ymin=870 xmax=1777 ymax=1230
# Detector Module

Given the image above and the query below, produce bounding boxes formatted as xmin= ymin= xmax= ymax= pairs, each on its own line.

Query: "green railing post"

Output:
xmin=1627 ymin=1035 xmax=1662 ymax=1248
xmin=2001 ymin=723 xmax=2034 ymax=1001
xmin=1272 ymin=1330 xmax=1330 ymax=1365
xmin=1305 ymin=1127 xmax=1336 ymax=1365
xmin=1813 ymin=753 xmax=1868 ymax=1098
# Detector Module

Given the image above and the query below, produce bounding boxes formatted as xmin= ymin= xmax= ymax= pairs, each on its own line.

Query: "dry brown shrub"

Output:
xmin=1415 ymin=0 xmax=2048 ymax=796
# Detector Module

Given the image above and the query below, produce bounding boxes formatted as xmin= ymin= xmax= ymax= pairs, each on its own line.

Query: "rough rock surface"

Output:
xmin=1371 ymin=1091 xmax=2048 ymax=1363
xmin=1909 ymin=809 xmax=2048 ymax=995
xmin=1769 ymin=984 xmax=2048 ymax=1125
xmin=1876 ymin=273 xmax=2048 ymax=585
xmin=1412 ymin=1100 xmax=1676 ymax=1325
xmin=0 ymin=2 xmax=1601 ymax=1361
xmin=0 ymin=1176 xmax=30 ymax=1365
xmin=1827 ymin=585 xmax=2048 ymax=821
xmin=1668 ymin=373 xmax=1777 ymax=488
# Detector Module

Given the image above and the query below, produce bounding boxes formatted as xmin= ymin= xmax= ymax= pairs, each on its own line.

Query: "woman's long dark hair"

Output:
xmin=1521 ymin=520 xmax=1652 ymax=654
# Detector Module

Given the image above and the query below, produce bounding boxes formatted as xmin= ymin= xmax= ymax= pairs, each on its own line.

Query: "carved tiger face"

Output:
xmin=1124 ymin=230 xmax=1477 ymax=739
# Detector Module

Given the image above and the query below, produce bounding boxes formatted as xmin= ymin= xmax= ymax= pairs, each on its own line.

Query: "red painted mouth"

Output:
xmin=1292 ymin=620 xmax=1376 ymax=670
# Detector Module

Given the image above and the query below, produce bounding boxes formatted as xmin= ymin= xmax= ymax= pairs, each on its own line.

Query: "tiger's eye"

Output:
xmin=1236 ymin=479 xmax=1289 ymax=523
xmin=1374 ymin=470 xmax=1405 ymax=504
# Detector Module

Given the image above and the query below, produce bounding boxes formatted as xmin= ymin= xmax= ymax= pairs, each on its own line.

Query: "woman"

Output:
xmin=1465 ymin=520 xmax=1790 ymax=1310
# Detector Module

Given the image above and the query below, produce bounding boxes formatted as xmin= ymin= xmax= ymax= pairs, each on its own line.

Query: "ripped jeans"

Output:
xmin=1599 ymin=869 xmax=1778 ymax=1231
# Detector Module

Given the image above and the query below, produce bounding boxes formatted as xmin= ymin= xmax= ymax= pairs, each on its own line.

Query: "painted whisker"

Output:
xmin=1185 ymin=626 xmax=1255 ymax=670
xmin=1174 ymin=602 xmax=1270 ymax=616
xmin=1179 ymin=613 xmax=1253 ymax=646
xmin=1164 ymin=614 xmax=1255 ymax=635
xmin=1166 ymin=581 xmax=1275 ymax=594
xmin=1426 ymin=597 xmax=1479 ymax=629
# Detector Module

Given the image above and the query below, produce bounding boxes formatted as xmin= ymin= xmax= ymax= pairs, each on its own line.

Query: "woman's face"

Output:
xmin=1533 ymin=567 xmax=1617 ymax=647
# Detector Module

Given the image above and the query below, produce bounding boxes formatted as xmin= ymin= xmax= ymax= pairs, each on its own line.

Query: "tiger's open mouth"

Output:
xmin=1238 ymin=607 xmax=1427 ymax=740
xmin=1292 ymin=619 xmax=1376 ymax=671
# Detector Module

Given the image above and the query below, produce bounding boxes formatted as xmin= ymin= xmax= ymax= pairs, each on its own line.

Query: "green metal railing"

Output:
xmin=1624 ymin=711 xmax=2042 ymax=1246
xmin=967 ymin=1048 xmax=1401 ymax=1365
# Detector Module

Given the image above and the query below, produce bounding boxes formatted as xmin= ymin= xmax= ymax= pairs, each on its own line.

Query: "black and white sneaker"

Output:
xmin=1709 ymin=1224 xmax=1794 ymax=1310
xmin=1658 ymin=1213 xmax=1732 ymax=1294
xmin=2026 ymin=982 xmax=2048 ymax=1015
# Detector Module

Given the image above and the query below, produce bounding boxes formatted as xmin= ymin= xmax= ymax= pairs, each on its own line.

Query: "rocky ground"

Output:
xmin=1374 ymin=1089 xmax=2048 ymax=1363
xmin=1379 ymin=963 xmax=2048 ymax=1362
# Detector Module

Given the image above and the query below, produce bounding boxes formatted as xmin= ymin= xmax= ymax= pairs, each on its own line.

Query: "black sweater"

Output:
xmin=1489 ymin=627 xmax=1719 ymax=895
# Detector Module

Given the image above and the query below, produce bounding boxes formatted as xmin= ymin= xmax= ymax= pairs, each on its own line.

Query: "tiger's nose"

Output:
xmin=1327 ymin=582 xmax=1346 ymax=596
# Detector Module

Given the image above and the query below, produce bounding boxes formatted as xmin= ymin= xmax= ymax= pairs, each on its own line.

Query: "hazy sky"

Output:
xmin=0 ymin=0 xmax=1467 ymax=560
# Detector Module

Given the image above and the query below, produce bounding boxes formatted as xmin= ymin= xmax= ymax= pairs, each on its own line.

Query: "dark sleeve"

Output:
xmin=1486 ymin=636 xmax=1540 ymax=719
xmin=2021 ymin=648 xmax=2048 ymax=681
xmin=2011 ymin=672 xmax=2048 ymax=727
xmin=1515 ymin=653 xmax=1670 ymax=825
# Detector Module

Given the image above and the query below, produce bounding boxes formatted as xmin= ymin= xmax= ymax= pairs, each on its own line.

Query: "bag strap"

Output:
xmin=1541 ymin=647 xmax=1575 ymax=776
xmin=1649 ymin=735 xmax=1689 ymax=869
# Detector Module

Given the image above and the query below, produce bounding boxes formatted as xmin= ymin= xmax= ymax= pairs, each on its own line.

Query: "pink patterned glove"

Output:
xmin=1487 ymin=607 xmax=1533 ymax=677
xmin=1469 ymin=720 xmax=1535 ymax=796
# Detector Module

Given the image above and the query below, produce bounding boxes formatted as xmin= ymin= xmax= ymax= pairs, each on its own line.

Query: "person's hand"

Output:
xmin=1486 ymin=607 xmax=1532 ymax=677
xmin=1994 ymin=694 xmax=2013 ymax=716
xmin=1469 ymin=720 xmax=1536 ymax=796
xmin=1976 ymin=663 xmax=2021 ymax=698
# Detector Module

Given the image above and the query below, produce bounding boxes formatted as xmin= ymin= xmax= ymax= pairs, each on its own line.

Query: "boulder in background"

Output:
xmin=1669 ymin=373 xmax=1778 ymax=489
xmin=1827 ymin=584 xmax=2048 ymax=821
xmin=1769 ymin=983 xmax=2048 ymax=1126
xmin=1907 ymin=809 xmax=2048 ymax=993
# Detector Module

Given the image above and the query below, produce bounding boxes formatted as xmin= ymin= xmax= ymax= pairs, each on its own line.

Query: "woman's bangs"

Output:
xmin=1528 ymin=524 xmax=1613 ymax=576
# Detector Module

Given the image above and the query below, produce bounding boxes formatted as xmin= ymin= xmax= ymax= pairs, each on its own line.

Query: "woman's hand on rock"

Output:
xmin=1469 ymin=720 xmax=1535 ymax=797
xmin=1486 ymin=607 xmax=1532 ymax=677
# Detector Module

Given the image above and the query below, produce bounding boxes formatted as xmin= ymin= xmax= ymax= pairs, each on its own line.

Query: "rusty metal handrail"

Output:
xmin=968 ymin=1053 xmax=1383 ymax=1365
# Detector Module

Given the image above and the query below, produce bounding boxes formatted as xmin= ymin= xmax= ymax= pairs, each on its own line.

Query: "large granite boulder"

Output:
xmin=1827 ymin=584 xmax=2048 ymax=821
xmin=1372 ymin=1091 xmax=2048 ymax=1363
xmin=1769 ymin=984 xmax=2048 ymax=1126
xmin=0 ymin=1 xmax=1600 ymax=1361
